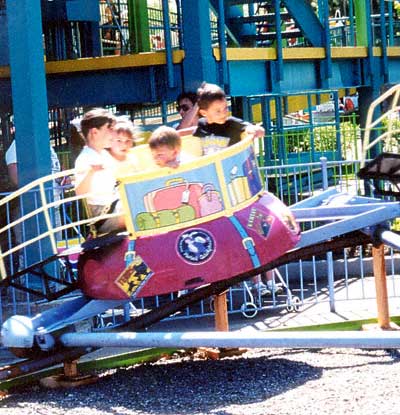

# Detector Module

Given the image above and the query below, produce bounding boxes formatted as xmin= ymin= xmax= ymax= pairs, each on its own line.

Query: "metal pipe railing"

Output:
xmin=60 ymin=330 xmax=400 ymax=350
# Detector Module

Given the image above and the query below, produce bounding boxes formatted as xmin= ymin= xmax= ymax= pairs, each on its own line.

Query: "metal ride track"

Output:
xmin=0 ymin=253 xmax=79 ymax=301
xmin=0 ymin=230 xmax=372 ymax=383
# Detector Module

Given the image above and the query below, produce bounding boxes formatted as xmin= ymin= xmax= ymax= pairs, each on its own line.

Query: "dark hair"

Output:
xmin=197 ymin=82 xmax=226 ymax=110
xmin=176 ymin=91 xmax=197 ymax=105
xmin=80 ymin=108 xmax=116 ymax=139
xmin=148 ymin=126 xmax=181 ymax=150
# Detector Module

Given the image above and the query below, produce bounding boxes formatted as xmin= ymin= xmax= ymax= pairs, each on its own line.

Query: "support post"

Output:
xmin=6 ymin=0 xmax=52 ymax=185
xmin=129 ymin=0 xmax=151 ymax=53
xmin=326 ymin=251 xmax=335 ymax=313
xmin=40 ymin=358 xmax=98 ymax=389
xmin=63 ymin=360 xmax=78 ymax=378
xmin=198 ymin=292 xmax=231 ymax=359
xmin=181 ymin=0 xmax=217 ymax=90
xmin=198 ymin=292 xmax=229 ymax=359
xmin=214 ymin=292 xmax=229 ymax=332
xmin=372 ymin=244 xmax=390 ymax=329
xmin=207 ymin=291 xmax=245 ymax=359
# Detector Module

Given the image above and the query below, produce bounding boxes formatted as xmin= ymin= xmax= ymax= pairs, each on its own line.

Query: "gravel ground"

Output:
xmin=1 ymin=347 xmax=400 ymax=415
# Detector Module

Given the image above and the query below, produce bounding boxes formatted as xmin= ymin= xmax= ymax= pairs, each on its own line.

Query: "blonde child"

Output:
xmin=107 ymin=118 xmax=140 ymax=176
xmin=149 ymin=126 xmax=193 ymax=168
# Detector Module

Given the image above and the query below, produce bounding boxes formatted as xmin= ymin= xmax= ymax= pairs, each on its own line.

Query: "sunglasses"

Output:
xmin=176 ymin=104 xmax=191 ymax=112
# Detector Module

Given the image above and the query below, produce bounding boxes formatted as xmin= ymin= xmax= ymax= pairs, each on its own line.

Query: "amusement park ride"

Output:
xmin=3 ymin=85 xmax=400 ymax=383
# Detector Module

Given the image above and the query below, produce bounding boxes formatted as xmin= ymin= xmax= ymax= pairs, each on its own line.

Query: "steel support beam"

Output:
xmin=6 ymin=0 xmax=52 ymax=185
xmin=60 ymin=330 xmax=400 ymax=350
xmin=181 ymin=0 xmax=218 ymax=90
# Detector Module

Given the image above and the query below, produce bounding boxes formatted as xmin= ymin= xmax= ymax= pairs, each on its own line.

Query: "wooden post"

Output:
xmin=214 ymin=292 xmax=229 ymax=332
xmin=63 ymin=360 xmax=79 ymax=378
xmin=197 ymin=292 xmax=230 ymax=359
xmin=372 ymin=244 xmax=390 ymax=329
xmin=40 ymin=359 xmax=98 ymax=388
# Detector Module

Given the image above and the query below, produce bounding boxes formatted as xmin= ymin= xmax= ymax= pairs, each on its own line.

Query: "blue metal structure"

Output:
xmin=1 ymin=1 xmax=400 ymax=184
xmin=6 ymin=0 xmax=51 ymax=185
xmin=41 ymin=0 xmax=101 ymax=60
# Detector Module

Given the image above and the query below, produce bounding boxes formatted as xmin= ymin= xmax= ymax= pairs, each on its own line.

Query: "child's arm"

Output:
xmin=244 ymin=123 xmax=265 ymax=139
xmin=176 ymin=126 xmax=197 ymax=137
xmin=75 ymin=164 xmax=104 ymax=196
xmin=176 ymin=103 xmax=199 ymax=130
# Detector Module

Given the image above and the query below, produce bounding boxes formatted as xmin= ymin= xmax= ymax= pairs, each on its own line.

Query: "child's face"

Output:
xmin=109 ymin=132 xmax=134 ymax=160
xmin=200 ymin=98 xmax=229 ymax=124
xmin=151 ymin=144 xmax=179 ymax=167
xmin=91 ymin=122 xmax=115 ymax=150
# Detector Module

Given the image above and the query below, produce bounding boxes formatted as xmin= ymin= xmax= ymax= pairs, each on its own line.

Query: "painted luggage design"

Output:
xmin=198 ymin=183 xmax=224 ymax=216
xmin=242 ymin=152 xmax=263 ymax=196
xmin=144 ymin=178 xmax=203 ymax=217
xmin=228 ymin=176 xmax=251 ymax=206
xmin=136 ymin=205 xmax=196 ymax=231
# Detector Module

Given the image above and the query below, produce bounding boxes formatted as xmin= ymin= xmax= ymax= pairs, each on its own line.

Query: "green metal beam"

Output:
xmin=129 ymin=0 xmax=151 ymax=53
xmin=354 ymin=0 xmax=368 ymax=46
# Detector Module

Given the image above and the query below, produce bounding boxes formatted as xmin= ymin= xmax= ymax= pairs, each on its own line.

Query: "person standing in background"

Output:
xmin=175 ymin=91 xmax=199 ymax=131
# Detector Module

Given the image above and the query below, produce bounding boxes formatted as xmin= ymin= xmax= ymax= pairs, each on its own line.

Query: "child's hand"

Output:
xmin=245 ymin=124 xmax=265 ymax=139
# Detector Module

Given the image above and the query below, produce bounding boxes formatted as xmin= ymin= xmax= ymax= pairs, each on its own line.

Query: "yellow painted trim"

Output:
xmin=45 ymin=50 xmax=185 ymax=74
xmin=118 ymin=180 xmax=136 ymax=235
xmin=373 ymin=46 xmax=382 ymax=57
xmin=283 ymin=47 xmax=325 ymax=59
xmin=215 ymin=47 xmax=326 ymax=61
xmin=0 ymin=51 xmax=181 ymax=78
xmin=2 ymin=46 xmax=400 ymax=78
xmin=331 ymin=46 xmax=367 ymax=58
xmin=214 ymin=48 xmax=277 ymax=60
xmin=215 ymin=158 xmax=232 ymax=211
xmin=0 ymin=51 xmax=184 ymax=78
xmin=387 ymin=47 xmax=400 ymax=57
xmin=213 ymin=46 xmax=371 ymax=62
xmin=57 ymin=238 xmax=82 ymax=248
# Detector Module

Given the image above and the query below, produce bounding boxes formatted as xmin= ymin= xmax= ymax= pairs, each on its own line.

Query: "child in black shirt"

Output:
xmin=193 ymin=82 xmax=264 ymax=155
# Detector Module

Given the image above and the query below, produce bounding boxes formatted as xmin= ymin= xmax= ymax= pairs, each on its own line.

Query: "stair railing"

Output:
xmin=361 ymin=84 xmax=400 ymax=168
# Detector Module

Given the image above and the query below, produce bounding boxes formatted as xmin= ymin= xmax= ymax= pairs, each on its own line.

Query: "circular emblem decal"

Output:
xmin=177 ymin=229 xmax=215 ymax=264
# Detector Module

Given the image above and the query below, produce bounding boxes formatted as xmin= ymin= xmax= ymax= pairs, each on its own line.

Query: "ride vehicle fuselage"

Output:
xmin=78 ymin=136 xmax=301 ymax=300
